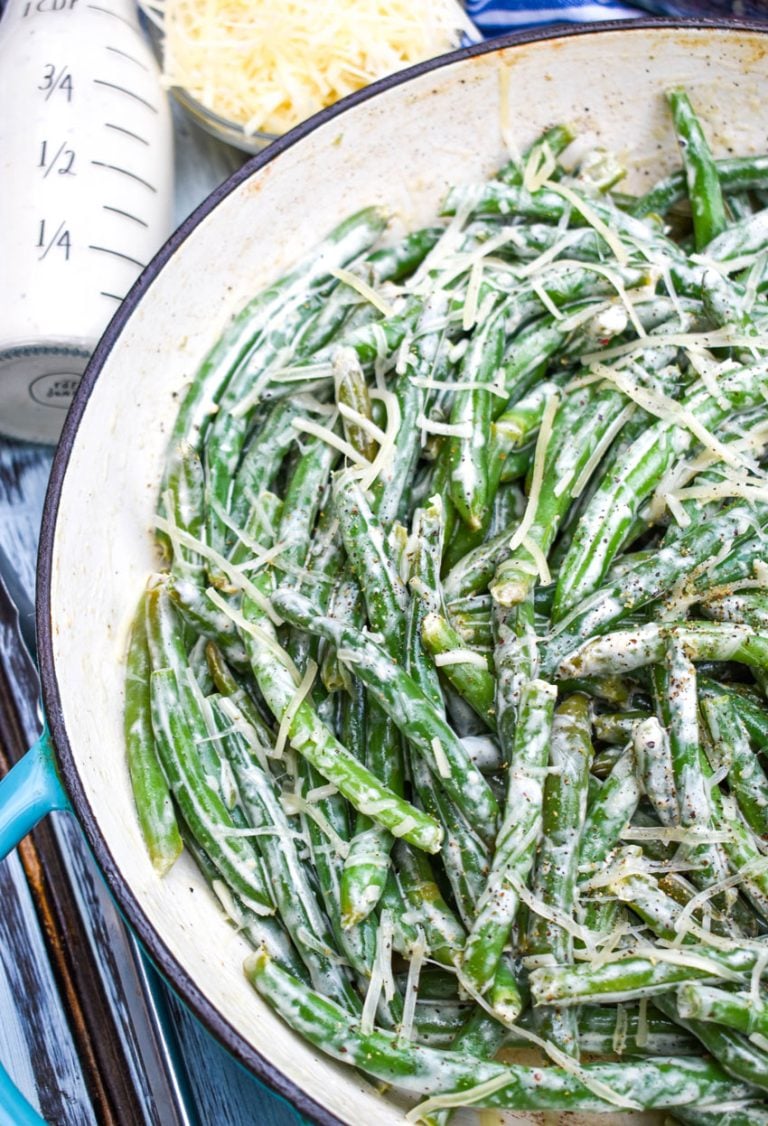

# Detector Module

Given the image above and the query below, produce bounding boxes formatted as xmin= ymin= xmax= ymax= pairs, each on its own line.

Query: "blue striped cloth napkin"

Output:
xmin=466 ymin=0 xmax=767 ymax=39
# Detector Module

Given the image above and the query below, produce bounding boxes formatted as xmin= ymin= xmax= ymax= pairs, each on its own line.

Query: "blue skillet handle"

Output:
xmin=0 ymin=727 xmax=70 ymax=1126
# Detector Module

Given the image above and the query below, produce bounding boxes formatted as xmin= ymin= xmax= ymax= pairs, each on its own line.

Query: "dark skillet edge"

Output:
xmin=35 ymin=14 xmax=768 ymax=1124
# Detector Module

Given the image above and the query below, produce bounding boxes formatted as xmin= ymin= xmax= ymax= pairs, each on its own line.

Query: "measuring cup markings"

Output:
xmin=104 ymin=43 xmax=150 ymax=71
xmin=92 ymin=79 xmax=159 ymax=114
xmin=21 ymin=0 xmax=81 ymax=16
xmin=38 ymin=141 xmax=77 ymax=178
xmin=0 ymin=0 xmax=173 ymax=441
xmin=39 ymin=61 xmax=74 ymax=101
xmin=85 ymin=0 xmax=145 ymax=31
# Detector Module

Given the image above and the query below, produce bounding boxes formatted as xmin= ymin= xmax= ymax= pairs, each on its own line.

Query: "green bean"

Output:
xmin=654 ymin=989 xmax=768 ymax=1093
xmin=544 ymin=1002 xmax=698 ymax=1058
xmin=497 ymin=122 xmax=575 ymax=185
xmin=667 ymin=88 xmax=727 ymax=250
xmin=558 ymin=620 xmax=768 ymax=679
xmin=701 ymin=590 xmax=768 ymax=630
xmin=631 ymin=154 xmax=768 ymax=218
xmin=339 ymin=687 xmax=397 ymax=928
xmin=245 ymin=949 xmax=756 ymax=1112
xmin=632 ymin=716 xmax=678 ymax=828
xmin=526 ymin=693 xmax=592 ymax=1054
xmin=228 ymin=400 xmax=301 ymax=529
xmin=334 ymin=476 xmax=408 ymax=648
xmin=703 ymin=693 xmax=768 ymax=839
xmin=270 ymin=587 xmax=499 ymax=844
xmin=239 ymin=587 xmax=443 ymax=853
xmin=275 ymin=434 xmax=339 ymax=575
xmin=655 ymin=646 xmax=732 ymax=898
xmin=334 ymin=347 xmax=377 ymax=460
xmin=578 ymin=743 xmax=640 ymax=878
xmin=366 ymin=226 xmax=443 ymax=283
xmin=208 ymin=697 xmax=359 ymax=1011
xmin=677 ymin=983 xmax=768 ymax=1039
xmin=124 ymin=591 xmax=183 ymax=875
xmin=707 ymin=207 xmax=768 ymax=265
xmin=406 ymin=497 xmax=446 ymax=707
xmin=699 ymin=679 xmax=768 ymax=751
xmin=421 ymin=613 xmax=495 ymax=728
xmin=530 ymin=942 xmax=762 ymax=1007
xmin=443 ymin=180 xmax=660 ymax=251
xmin=591 ymin=710 xmax=648 ymax=744
xmin=149 ymin=668 xmax=274 ymax=914
xmin=447 ymin=302 xmax=506 ymax=530
xmin=392 ymin=841 xmax=466 ymax=969
xmin=459 ymin=679 xmax=556 ymax=1007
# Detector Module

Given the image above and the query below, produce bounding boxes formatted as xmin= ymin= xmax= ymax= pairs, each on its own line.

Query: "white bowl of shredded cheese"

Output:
xmin=140 ymin=0 xmax=478 ymax=151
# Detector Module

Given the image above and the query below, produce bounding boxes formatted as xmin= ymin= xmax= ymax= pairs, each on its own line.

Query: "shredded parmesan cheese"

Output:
xmin=361 ymin=908 xmax=395 ymax=1034
xmin=291 ymin=417 xmax=369 ymax=468
xmin=273 ymin=659 xmax=318 ymax=759
xmin=357 ymin=387 xmax=401 ymax=491
xmin=281 ymin=791 xmax=350 ymax=859
xmin=147 ymin=0 xmax=475 ymax=136
xmin=154 ymin=512 xmax=280 ymax=619
xmin=430 ymin=737 xmax=451 ymax=779
xmin=433 ymin=649 xmax=488 ymax=669
xmin=589 ymin=362 xmax=748 ymax=471
xmin=543 ymin=180 xmax=629 ymax=266
xmin=522 ymin=533 xmax=552 ymax=585
xmin=330 ymin=266 xmax=396 ymax=318
xmin=415 ymin=414 xmax=473 ymax=439
xmin=398 ymin=928 xmax=426 ymax=1042
xmin=523 ymin=141 xmax=557 ymax=194
xmin=503 ymin=390 xmax=559 ymax=556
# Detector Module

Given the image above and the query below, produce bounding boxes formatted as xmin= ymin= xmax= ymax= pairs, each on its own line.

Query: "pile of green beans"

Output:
xmin=125 ymin=89 xmax=768 ymax=1122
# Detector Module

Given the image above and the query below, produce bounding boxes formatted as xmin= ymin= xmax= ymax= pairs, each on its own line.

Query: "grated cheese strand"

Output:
xmin=291 ymin=417 xmax=370 ymax=468
xmin=415 ymin=414 xmax=473 ymax=439
xmin=205 ymin=586 xmax=296 ymax=673
xmin=281 ymin=791 xmax=350 ymax=859
xmin=589 ymin=362 xmax=748 ymax=471
xmin=330 ymin=266 xmax=396 ymax=318
xmin=357 ymin=387 xmax=401 ymax=492
xmin=504 ymin=390 xmax=560 ymax=556
xmin=398 ymin=929 xmax=426 ymax=1043
xmin=522 ymin=533 xmax=552 ymax=585
xmin=430 ymin=737 xmax=452 ymax=779
xmin=542 ymin=180 xmax=629 ymax=266
xmin=433 ymin=649 xmax=489 ymax=669
xmin=273 ymin=659 xmax=318 ymax=759
xmin=154 ymin=511 xmax=281 ymax=620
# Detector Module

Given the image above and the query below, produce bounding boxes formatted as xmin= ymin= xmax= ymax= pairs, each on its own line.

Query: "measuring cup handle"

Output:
xmin=0 ymin=726 xmax=69 ymax=1126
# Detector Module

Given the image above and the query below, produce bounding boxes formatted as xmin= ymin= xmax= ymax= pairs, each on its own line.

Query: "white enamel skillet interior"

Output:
xmin=37 ymin=18 xmax=768 ymax=1126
